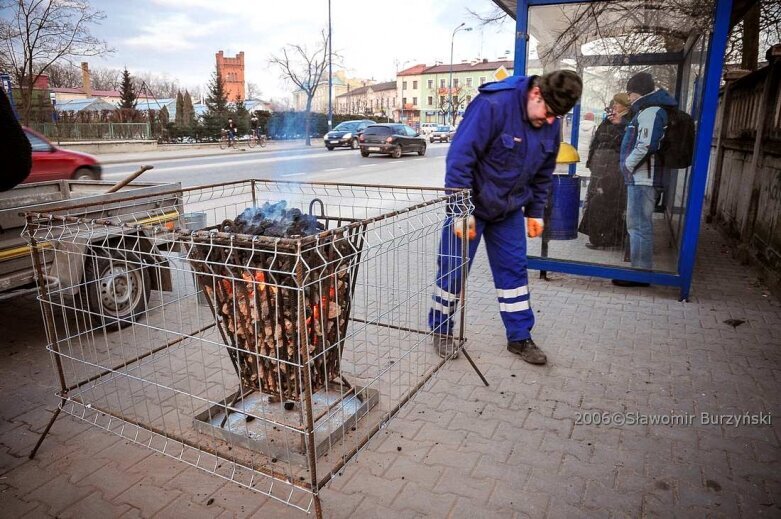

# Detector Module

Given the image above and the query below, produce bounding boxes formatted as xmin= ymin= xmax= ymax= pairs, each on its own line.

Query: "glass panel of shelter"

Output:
xmin=523 ymin=0 xmax=713 ymax=275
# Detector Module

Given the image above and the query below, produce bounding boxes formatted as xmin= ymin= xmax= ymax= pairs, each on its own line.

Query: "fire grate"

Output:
xmin=24 ymin=180 xmax=480 ymax=518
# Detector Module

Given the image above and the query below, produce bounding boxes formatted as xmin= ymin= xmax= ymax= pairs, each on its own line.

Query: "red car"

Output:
xmin=23 ymin=127 xmax=102 ymax=183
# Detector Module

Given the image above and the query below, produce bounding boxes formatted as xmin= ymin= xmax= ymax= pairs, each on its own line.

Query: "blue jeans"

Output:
xmin=626 ymin=185 xmax=656 ymax=270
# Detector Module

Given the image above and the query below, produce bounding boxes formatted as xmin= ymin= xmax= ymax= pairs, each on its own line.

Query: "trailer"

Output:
xmin=1 ymin=179 xmax=182 ymax=327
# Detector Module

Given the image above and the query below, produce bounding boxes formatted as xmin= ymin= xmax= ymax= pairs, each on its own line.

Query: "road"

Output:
xmin=102 ymin=142 xmax=451 ymax=188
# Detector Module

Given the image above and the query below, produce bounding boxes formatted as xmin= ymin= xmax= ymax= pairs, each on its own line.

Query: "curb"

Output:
xmin=99 ymin=142 xmax=325 ymax=165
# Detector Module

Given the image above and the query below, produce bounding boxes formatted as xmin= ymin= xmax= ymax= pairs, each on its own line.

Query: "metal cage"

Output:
xmin=24 ymin=180 xmax=477 ymax=517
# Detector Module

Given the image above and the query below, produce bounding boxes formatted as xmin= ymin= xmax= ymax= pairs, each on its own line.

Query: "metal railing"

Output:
xmin=28 ymin=122 xmax=151 ymax=141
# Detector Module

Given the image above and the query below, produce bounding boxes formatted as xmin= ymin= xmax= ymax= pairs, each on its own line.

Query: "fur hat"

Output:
xmin=538 ymin=70 xmax=582 ymax=116
xmin=626 ymin=72 xmax=655 ymax=96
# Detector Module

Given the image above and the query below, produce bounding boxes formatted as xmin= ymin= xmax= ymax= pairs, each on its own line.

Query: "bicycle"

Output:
xmin=248 ymin=129 xmax=267 ymax=148
xmin=219 ymin=129 xmax=238 ymax=150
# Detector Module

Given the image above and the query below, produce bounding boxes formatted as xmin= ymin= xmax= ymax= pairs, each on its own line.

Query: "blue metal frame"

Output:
xmin=515 ymin=0 xmax=734 ymax=299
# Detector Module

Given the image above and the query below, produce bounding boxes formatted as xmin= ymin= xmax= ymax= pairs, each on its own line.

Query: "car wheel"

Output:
xmin=82 ymin=246 xmax=151 ymax=331
xmin=360 ymin=150 xmax=370 ymax=157
xmin=418 ymin=145 xmax=426 ymax=156
xmin=429 ymin=138 xmax=434 ymax=143
xmin=350 ymin=139 xmax=358 ymax=150
xmin=326 ymin=146 xmax=334 ymax=151
xmin=73 ymin=167 xmax=97 ymax=180
xmin=391 ymin=146 xmax=402 ymax=159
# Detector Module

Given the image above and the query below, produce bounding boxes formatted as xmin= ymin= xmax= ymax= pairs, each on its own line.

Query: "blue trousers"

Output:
xmin=626 ymin=184 xmax=656 ymax=270
xmin=428 ymin=208 xmax=535 ymax=342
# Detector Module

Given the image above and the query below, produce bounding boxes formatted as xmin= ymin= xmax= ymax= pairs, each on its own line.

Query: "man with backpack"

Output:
xmin=615 ymin=72 xmax=692 ymax=287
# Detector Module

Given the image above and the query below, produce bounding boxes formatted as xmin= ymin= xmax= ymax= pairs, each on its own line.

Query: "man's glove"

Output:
xmin=526 ymin=217 xmax=544 ymax=238
xmin=453 ymin=215 xmax=476 ymax=240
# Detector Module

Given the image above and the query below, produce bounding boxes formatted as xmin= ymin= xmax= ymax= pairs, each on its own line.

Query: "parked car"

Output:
xmin=429 ymin=125 xmax=456 ymax=143
xmin=419 ymin=122 xmax=439 ymax=136
xmin=23 ymin=127 xmax=102 ymax=183
xmin=324 ymin=119 xmax=375 ymax=150
xmin=358 ymin=124 xmax=426 ymax=158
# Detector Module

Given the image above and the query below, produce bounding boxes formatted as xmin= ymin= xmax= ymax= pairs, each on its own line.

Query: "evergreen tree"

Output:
xmin=175 ymin=91 xmax=184 ymax=127
xmin=204 ymin=66 xmax=229 ymax=134
xmin=234 ymin=97 xmax=249 ymax=135
xmin=182 ymin=90 xmax=195 ymax=127
xmin=119 ymin=68 xmax=138 ymax=110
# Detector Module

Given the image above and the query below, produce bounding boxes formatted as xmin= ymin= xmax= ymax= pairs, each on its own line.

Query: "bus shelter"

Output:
xmin=494 ymin=0 xmax=734 ymax=300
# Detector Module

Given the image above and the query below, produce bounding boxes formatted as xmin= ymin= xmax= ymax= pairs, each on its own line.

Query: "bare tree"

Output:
xmin=246 ymin=81 xmax=261 ymax=100
xmin=0 ymin=0 xmax=111 ymax=123
xmin=269 ymin=29 xmax=330 ymax=146
xmin=46 ymin=61 xmax=81 ymax=88
xmin=91 ymin=66 xmax=121 ymax=91
xmin=726 ymin=0 xmax=781 ymax=69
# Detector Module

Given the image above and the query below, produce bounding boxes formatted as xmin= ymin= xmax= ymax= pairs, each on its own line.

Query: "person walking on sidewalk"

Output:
xmin=428 ymin=70 xmax=582 ymax=365
xmin=613 ymin=72 xmax=679 ymax=287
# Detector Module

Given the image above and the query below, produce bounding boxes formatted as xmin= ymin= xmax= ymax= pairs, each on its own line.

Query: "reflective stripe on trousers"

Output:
xmin=428 ymin=208 xmax=535 ymax=341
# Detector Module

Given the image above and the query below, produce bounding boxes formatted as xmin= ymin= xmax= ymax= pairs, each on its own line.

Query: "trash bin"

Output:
xmin=546 ymin=174 xmax=581 ymax=240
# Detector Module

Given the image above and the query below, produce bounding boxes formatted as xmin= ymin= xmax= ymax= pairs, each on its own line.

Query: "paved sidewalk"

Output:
xmin=95 ymin=139 xmax=323 ymax=165
xmin=0 ymin=221 xmax=779 ymax=518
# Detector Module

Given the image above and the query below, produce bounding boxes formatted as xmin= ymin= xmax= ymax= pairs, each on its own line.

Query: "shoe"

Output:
xmin=432 ymin=334 xmax=459 ymax=359
xmin=585 ymin=243 xmax=603 ymax=250
xmin=507 ymin=338 xmax=547 ymax=365
xmin=611 ymin=279 xmax=650 ymax=287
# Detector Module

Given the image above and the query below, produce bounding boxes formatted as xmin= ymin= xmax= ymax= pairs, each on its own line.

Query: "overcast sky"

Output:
xmin=88 ymin=0 xmax=517 ymax=100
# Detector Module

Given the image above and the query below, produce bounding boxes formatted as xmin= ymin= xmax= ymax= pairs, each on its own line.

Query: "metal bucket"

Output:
xmin=547 ymin=174 xmax=581 ymax=240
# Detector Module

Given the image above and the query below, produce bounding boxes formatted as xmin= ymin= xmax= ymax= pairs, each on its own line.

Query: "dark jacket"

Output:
xmin=620 ymin=88 xmax=678 ymax=186
xmin=0 ymin=88 xmax=32 ymax=191
xmin=445 ymin=75 xmax=560 ymax=221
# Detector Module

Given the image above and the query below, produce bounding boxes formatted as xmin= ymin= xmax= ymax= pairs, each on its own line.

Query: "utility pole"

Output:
xmin=327 ymin=0 xmax=333 ymax=130
xmin=449 ymin=23 xmax=471 ymax=126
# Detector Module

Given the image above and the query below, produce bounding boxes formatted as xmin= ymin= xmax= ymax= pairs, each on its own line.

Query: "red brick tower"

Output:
xmin=216 ymin=51 xmax=245 ymax=102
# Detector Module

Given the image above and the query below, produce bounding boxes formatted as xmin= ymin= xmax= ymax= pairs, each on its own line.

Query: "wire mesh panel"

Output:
xmin=25 ymin=180 xmax=472 ymax=517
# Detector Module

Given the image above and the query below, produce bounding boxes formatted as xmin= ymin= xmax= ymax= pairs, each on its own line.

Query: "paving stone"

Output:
xmin=155 ymin=493 xmax=225 ymax=518
xmin=23 ymin=473 xmax=95 ymax=516
xmin=0 ymin=488 xmax=40 ymax=517
xmin=114 ymin=477 xmax=182 ymax=517
xmin=392 ymin=483 xmax=457 ymax=516
xmin=79 ymin=462 xmax=145 ymax=500
xmin=383 ymin=453 xmax=444 ymax=490
xmin=489 ymin=479 xmax=549 ymax=516
xmin=339 ymin=468 xmax=404 ymax=506
xmin=433 ymin=467 xmax=494 ymax=503
xmin=59 ymin=490 xmax=133 ymax=518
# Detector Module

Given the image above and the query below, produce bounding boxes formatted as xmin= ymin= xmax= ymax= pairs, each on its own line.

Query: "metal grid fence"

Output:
xmin=24 ymin=180 xmax=474 ymax=517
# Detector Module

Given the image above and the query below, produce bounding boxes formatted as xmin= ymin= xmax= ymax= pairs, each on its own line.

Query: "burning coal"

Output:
xmin=229 ymin=201 xmax=324 ymax=237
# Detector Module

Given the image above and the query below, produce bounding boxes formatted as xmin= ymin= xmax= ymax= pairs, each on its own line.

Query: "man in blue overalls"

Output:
xmin=429 ymin=70 xmax=582 ymax=365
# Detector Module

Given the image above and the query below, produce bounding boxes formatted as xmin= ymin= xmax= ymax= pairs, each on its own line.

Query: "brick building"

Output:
xmin=216 ymin=51 xmax=245 ymax=102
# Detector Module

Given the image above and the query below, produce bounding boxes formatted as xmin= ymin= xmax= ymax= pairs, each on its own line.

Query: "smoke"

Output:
xmin=232 ymin=201 xmax=324 ymax=237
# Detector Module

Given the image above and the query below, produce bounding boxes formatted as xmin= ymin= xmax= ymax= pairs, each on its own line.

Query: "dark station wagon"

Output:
xmin=358 ymin=124 xmax=427 ymax=158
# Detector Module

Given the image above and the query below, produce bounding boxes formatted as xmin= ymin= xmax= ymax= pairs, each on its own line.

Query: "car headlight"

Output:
xmin=343 ymin=133 xmax=352 ymax=139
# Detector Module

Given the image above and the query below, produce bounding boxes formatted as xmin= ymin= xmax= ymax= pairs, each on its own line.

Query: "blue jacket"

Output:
xmin=620 ymin=88 xmax=678 ymax=187
xmin=445 ymin=76 xmax=560 ymax=221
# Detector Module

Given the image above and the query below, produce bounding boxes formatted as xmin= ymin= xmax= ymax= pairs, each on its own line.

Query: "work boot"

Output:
xmin=432 ymin=334 xmax=459 ymax=359
xmin=507 ymin=338 xmax=547 ymax=365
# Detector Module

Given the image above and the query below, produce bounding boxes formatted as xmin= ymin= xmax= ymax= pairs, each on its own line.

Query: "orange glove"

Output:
xmin=453 ymin=216 xmax=476 ymax=240
xmin=526 ymin=217 xmax=544 ymax=238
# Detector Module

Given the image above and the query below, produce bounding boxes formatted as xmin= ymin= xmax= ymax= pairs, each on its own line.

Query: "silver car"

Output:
xmin=429 ymin=125 xmax=456 ymax=143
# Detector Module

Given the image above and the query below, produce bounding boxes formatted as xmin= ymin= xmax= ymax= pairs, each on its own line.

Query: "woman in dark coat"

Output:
xmin=578 ymin=93 xmax=631 ymax=248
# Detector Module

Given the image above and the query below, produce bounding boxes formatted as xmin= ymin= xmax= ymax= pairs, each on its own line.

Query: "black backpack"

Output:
xmin=658 ymin=107 xmax=695 ymax=169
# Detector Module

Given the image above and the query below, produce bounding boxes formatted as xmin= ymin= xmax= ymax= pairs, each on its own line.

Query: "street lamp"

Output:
xmin=327 ymin=0 xmax=333 ymax=130
xmin=449 ymin=22 xmax=472 ymax=126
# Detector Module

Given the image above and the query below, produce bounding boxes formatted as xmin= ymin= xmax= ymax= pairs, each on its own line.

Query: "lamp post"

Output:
xmin=449 ymin=22 xmax=471 ymax=126
xmin=327 ymin=0 xmax=333 ymax=130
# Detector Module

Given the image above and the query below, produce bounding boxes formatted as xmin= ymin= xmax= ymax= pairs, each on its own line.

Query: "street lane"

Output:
xmin=102 ymin=143 xmax=451 ymax=188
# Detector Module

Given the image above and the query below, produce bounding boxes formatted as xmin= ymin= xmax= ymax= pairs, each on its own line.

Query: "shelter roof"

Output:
xmin=423 ymin=60 xmax=514 ymax=74
xmin=56 ymin=98 xmax=116 ymax=112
